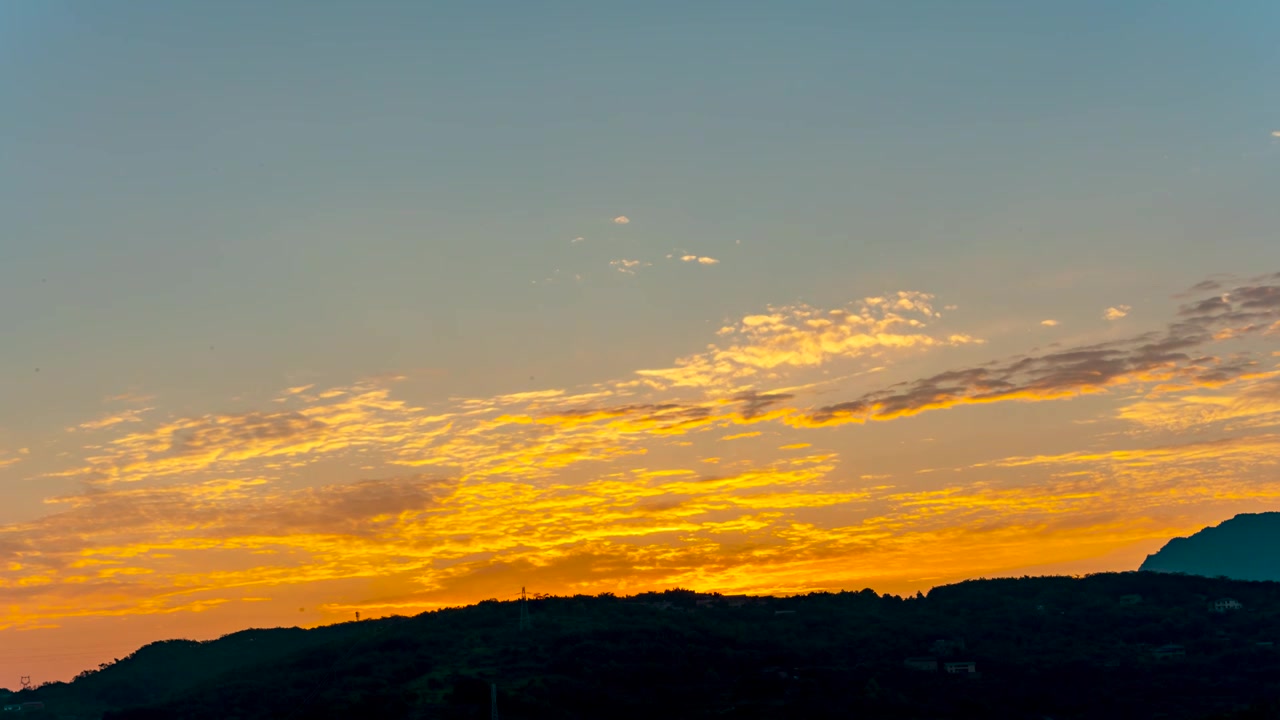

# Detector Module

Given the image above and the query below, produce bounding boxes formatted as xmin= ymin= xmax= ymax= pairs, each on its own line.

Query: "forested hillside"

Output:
xmin=8 ymin=572 xmax=1280 ymax=719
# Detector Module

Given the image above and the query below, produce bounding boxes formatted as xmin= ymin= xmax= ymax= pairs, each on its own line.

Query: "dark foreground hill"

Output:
xmin=1141 ymin=513 xmax=1280 ymax=581
xmin=8 ymin=573 xmax=1280 ymax=720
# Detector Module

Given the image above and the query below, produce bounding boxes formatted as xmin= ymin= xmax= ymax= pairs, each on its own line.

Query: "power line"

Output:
xmin=518 ymin=587 xmax=531 ymax=632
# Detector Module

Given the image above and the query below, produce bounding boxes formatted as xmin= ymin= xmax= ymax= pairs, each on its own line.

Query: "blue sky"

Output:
xmin=4 ymin=2 xmax=1277 ymax=411
xmin=2 ymin=0 xmax=1279 ymax=682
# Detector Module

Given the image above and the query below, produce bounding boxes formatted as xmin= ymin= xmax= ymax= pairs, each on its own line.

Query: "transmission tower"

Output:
xmin=518 ymin=587 xmax=531 ymax=631
xmin=19 ymin=676 xmax=31 ymax=690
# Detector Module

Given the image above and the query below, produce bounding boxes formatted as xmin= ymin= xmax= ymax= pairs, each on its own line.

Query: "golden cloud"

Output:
xmin=6 ymin=275 xmax=1279 ymax=635
xmin=73 ymin=407 xmax=154 ymax=432
xmin=1118 ymin=372 xmax=1280 ymax=432
xmin=2 ymin=453 xmax=867 ymax=627
xmin=636 ymin=292 xmax=981 ymax=390
xmin=610 ymin=258 xmax=647 ymax=274
xmin=793 ymin=279 xmax=1280 ymax=427
xmin=7 ymin=417 xmax=1279 ymax=630
xmin=680 ymin=255 xmax=719 ymax=265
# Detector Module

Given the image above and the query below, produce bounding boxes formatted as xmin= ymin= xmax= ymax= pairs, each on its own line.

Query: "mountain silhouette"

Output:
xmin=1141 ymin=512 xmax=1280 ymax=580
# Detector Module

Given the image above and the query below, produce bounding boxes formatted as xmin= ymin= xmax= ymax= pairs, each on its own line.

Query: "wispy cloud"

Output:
xmin=613 ymin=216 xmax=630 ymax=225
xmin=1104 ymin=305 xmax=1131 ymax=320
xmin=72 ymin=407 xmax=154 ymax=432
xmin=0 ymin=289 xmax=984 ymax=625
xmin=0 ymin=450 xmax=24 ymax=470
xmin=635 ymin=291 xmax=981 ymax=390
xmin=17 ymin=437 xmax=1221 ymax=628
xmin=48 ymin=381 xmax=454 ymax=489
xmin=680 ymin=254 xmax=719 ymax=265
xmin=1117 ymin=373 xmax=1280 ymax=432
xmin=0 ymin=474 xmax=458 ymax=627
xmin=792 ymin=279 xmax=1280 ymax=427
xmin=104 ymin=392 xmax=156 ymax=405
xmin=6 ymin=275 xmax=1279 ymax=634
xmin=610 ymin=258 xmax=648 ymax=274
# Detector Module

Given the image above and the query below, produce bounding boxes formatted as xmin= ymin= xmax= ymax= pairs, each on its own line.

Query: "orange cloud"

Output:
xmin=7 ymin=274 xmax=1280 ymax=656
xmin=8 ymin=417 xmax=1279 ymax=639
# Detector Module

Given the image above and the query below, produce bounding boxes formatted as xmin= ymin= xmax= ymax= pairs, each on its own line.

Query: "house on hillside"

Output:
xmin=1153 ymin=644 xmax=1186 ymax=660
xmin=693 ymin=594 xmax=761 ymax=608
xmin=904 ymin=657 xmax=938 ymax=672
xmin=931 ymin=638 xmax=965 ymax=656
xmin=1210 ymin=598 xmax=1243 ymax=613
xmin=944 ymin=661 xmax=978 ymax=676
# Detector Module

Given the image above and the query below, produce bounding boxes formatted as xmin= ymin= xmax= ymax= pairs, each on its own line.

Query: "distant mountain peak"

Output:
xmin=1141 ymin=512 xmax=1280 ymax=581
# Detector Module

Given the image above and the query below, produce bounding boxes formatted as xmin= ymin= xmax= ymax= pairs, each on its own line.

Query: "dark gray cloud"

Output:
xmin=1186 ymin=279 xmax=1223 ymax=294
xmin=169 ymin=411 xmax=328 ymax=456
xmin=797 ymin=278 xmax=1280 ymax=426
xmin=0 ymin=475 xmax=457 ymax=568
xmin=731 ymin=391 xmax=795 ymax=419
xmin=546 ymin=402 xmax=715 ymax=429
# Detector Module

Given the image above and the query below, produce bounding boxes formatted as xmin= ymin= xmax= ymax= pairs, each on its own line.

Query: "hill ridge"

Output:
xmin=1141 ymin=512 xmax=1280 ymax=581
xmin=7 ymin=573 xmax=1280 ymax=719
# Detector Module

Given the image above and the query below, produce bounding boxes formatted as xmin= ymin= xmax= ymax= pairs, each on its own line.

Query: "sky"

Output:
xmin=2 ymin=0 xmax=1280 ymax=684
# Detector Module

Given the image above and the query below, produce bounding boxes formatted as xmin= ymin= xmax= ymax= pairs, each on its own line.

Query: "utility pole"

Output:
xmin=518 ymin=587 xmax=531 ymax=631
xmin=490 ymin=682 xmax=499 ymax=720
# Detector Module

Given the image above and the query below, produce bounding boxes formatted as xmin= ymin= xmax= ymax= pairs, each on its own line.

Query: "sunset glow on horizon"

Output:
xmin=3 ymin=1 xmax=1279 ymax=684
